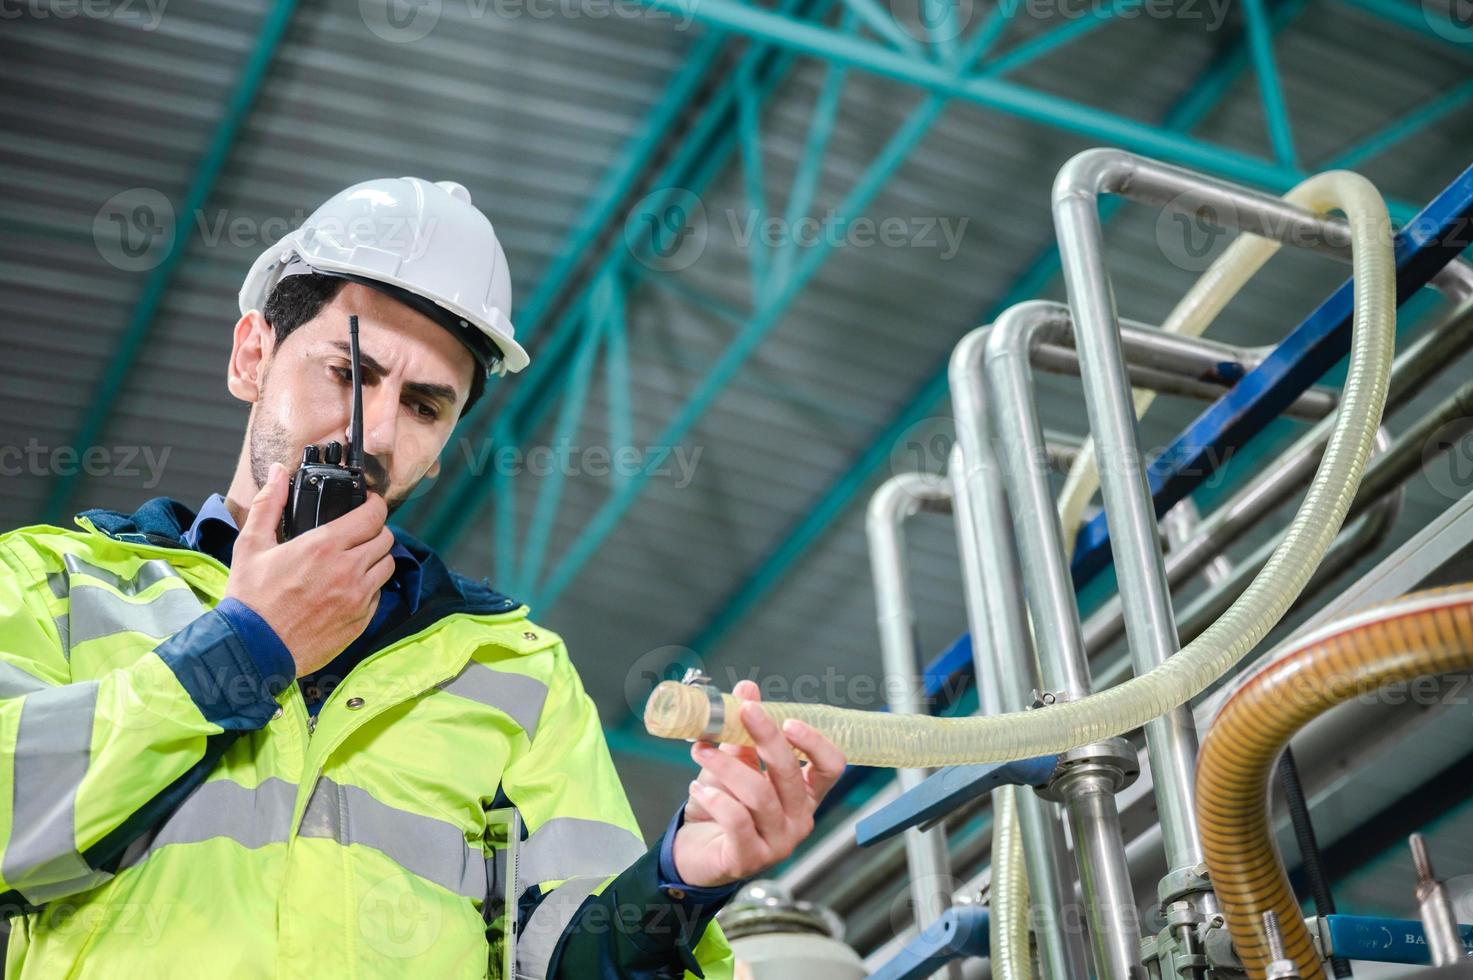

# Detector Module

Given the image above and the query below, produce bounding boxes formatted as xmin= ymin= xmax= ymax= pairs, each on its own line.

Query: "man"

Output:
xmin=0 ymin=177 xmax=846 ymax=978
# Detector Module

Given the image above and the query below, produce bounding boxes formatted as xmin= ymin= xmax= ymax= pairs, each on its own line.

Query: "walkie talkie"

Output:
xmin=280 ymin=314 xmax=369 ymax=540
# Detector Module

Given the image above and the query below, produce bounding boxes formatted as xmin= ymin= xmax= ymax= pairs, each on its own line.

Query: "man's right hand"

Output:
xmin=225 ymin=461 xmax=397 ymax=677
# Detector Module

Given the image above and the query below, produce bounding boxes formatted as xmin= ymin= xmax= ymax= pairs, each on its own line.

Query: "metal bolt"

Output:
xmin=1264 ymin=911 xmax=1287 ymax=962
xmin=346 ymin=697 xmax=365 ymax=709
xmin=523 ymin=631 xmax=538 ymax=641
xmin=1411 ymin=832 xmax=1435 ymax=886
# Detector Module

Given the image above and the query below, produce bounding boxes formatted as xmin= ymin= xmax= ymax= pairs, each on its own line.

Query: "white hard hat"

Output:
xmin=239 ymin=177 xmax=529 ymax=376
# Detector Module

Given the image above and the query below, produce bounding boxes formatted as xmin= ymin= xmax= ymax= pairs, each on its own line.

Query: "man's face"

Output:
xmin=236 ymin=283 xmax=475 ymax=515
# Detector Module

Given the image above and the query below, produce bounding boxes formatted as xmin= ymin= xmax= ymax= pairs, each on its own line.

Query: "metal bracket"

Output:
xmin=854 ymin=755 xmax=1060 ymax=847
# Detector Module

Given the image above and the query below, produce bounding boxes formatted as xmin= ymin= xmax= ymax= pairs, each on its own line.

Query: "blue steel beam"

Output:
xmin=855 ymin=756 xmax=1058 ymax=846
xmin=515 ymin=297 xmax=607 ymax=595
xmin=1240 ymin=0 xmax=1298 ymax=167
xmin=39 ymin=0 xmax=301 ymax=523
xmin=1327 ymin=78 xmax=1473 ymax=169
xmin=1070 ymin=161 xmax=1473 ymax=586
xmin=509 ymin=31 xmax=732 ymax=351
xmin=772 ymin=19 xmax=852 ymax=287
xmin=662 ymin=0 xmax=1308 ymax=685
xmin=637 ymin=0 xmax=1317 ymax=191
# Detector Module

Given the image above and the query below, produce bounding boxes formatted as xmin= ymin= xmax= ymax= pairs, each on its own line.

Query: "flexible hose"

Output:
xmin=989 ymin=785 xmax=1031 ymax=980
xmin=1196 ymin=584 xmax=1473 ymax=979
xmin=645 ymin=171 xmax=1396 ymax=766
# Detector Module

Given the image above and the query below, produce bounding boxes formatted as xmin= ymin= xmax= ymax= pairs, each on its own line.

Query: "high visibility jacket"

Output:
xmin=0 ymin=499 xmax=735 ymax=979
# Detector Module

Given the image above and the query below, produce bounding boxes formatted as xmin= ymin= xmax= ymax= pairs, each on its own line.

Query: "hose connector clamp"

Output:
xmin=681 ymin=668 xmax=725 ymax=742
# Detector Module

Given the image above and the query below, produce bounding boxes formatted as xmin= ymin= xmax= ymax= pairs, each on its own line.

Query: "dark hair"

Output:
xmin=261 ymin=272 xmax=486 ymax=418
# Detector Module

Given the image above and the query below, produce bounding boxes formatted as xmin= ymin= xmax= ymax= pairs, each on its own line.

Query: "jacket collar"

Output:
xmin=75 ymin=496 xmax=521 ymax=617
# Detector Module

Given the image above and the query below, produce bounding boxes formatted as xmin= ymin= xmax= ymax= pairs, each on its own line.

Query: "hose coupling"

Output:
xmin=1036 ymin=736 xmax=1139 ymax=802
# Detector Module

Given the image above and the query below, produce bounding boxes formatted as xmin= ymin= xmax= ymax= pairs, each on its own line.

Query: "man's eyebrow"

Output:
xmin=327 ymin=341 xmax=457 ymax=406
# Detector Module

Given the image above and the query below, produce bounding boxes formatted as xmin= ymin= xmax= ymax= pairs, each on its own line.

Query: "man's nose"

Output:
xmin=348 ymin=386 xmax=398 ymax=458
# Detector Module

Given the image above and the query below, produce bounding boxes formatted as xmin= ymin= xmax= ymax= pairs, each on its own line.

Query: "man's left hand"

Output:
xmin=671 ymin=679 xmax=847 ymax=888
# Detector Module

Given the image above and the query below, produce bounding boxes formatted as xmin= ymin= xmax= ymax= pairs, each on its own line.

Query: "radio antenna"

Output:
xmin=348 ymin=314 xmax=364 ymax=470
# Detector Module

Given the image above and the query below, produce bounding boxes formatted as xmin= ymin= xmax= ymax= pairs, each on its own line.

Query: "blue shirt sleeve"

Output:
xmin=215 ymin=597 xmax=297 ymax=689
xmin=656 ymin=801 xmax=746 ymax=905
xmin=153 ymin=600 xmax=293 ymax=731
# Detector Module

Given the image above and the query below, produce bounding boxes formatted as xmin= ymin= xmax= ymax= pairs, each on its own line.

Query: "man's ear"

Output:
xmin=228 ymin=310 xmax=275 ymax=403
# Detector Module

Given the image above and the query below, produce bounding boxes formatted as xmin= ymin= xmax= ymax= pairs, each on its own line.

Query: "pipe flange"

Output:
xmin=1158 ymin=863 xmax=1213 ymax=906
xmin=681 ymin=669 xmax=725 ymax=742
xmin=1035 ymin=736 xmax=1139 ymax=801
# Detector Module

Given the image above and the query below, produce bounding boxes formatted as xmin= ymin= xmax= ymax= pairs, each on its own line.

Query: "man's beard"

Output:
xmin=249 ymin=410 xmax=412 ymax=516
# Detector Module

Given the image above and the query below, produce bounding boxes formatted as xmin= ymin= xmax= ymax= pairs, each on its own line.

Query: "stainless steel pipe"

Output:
xmin=867 ymin=474 xmax=962 ymax=979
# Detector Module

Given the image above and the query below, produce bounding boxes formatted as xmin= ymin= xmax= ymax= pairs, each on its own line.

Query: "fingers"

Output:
xmin=721 ymin=680 xmax=763 ymax=769
xmin=687 ymin=782 xmax=770 ymax=868
xmin=739 ymin=701 xmax=809 ymax=816
xmin=349 ymin=525 xmax=397 ymax=576
xmin=305 ymin=491 xmax=388 ymax=548
xmin=782 ymin=718 xmax=847 ymax=800
xmin=692 ymin=741 xmax=786 ymax=841
xmin=366 ymin=550 xmax=395 ymax=592
xmin=240 ymin=462 xmax=288 ymax=547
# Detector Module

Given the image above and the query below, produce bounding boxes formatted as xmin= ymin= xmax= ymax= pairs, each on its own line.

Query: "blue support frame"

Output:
xmin=854 ymin=756 xmax=1059 ymax=846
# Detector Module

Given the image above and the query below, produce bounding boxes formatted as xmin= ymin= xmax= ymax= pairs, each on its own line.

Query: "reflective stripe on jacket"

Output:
xmin=0 ymin=507 xmax=735 ymax=979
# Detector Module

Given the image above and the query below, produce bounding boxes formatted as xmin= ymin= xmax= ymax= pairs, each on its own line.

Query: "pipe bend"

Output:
xmin=985 ymin=300 xmax=1071 ymax=366
xmin=1051 ymin=147 xmax=1138 ymax=206
xmin=866 ymin=471 xmax=952 ymax=539
xmin=1198 ymin=584 xmax=1473 ymax=980
xmin=947 ymin=324 xmax=992 ymax=393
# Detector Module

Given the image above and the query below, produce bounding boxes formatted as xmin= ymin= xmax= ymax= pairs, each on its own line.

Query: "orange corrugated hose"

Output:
xmin=1196 ymin=584 xmax=1473 ymax=979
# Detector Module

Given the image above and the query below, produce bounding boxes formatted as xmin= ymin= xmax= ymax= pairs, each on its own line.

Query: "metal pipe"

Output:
xmin=967 ymin=318 xmax=1147 ymax=980
xmin=1162 ymin=499 xmax=1234 ymax=588
xmin=867 ymin=474 xmax=962 ymax=977
xmin=949 ymin=442 xmax=1088 ymax=980
xmin=987 ymin=301 xmax=1213 ymax=935
xmin=1032 ymin=338 xmax=1338 ymax=422
xmin=1048 ymin=149 xmax=1418 ymax=918
xmin=1410 ymin=833 xmax=1466 ymax=968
